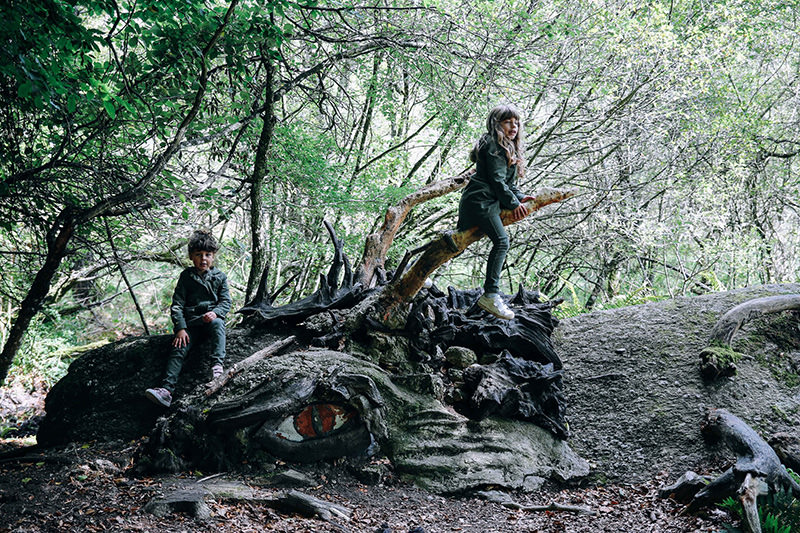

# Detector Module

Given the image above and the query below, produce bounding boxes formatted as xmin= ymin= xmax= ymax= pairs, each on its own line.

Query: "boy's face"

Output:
xmin=190 ymin=250 xmax=215 ymax=274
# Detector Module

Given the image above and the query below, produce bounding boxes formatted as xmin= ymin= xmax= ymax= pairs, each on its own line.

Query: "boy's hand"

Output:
xmin=201 ymin=311 xmax=218 ymax=323
xmin=173 ymin=329 xmax=189 ymax=348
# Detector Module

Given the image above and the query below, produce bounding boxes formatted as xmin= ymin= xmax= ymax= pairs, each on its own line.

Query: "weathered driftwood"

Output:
xmin=205 ymin=335 xmax=296 ymax=396
xmin=700 ymin=294 xmax=800 ymax=380
xmin=376 ymin=188 xmax=575 ymax=322
xmin=268 ymin=489 xmax=351 ymax=522
xmin=659 ymin=471 xmax=714 ymax=502
xmin=683 ymin=409 xmax=800 ymax=533
xmin=357 ymin=168 xmax=474 ymax=288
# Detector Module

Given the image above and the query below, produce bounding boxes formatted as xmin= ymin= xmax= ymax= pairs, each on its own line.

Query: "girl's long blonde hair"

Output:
xmin=470 ymin=104 xmax=525 ymax=178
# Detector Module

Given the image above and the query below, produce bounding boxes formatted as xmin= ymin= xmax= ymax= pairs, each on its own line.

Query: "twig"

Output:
xmin=104 ymin=218 xmax=150 ymax=335
xmin=196 ymin=472 xmax=227 ymax=483
xmin=501 ymin=501 xmax=596 ymax=515
xmin=205 ymin=336 xmax=296 ymax=396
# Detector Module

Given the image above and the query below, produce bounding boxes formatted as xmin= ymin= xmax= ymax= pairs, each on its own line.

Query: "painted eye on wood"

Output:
xmin=276 ymin=403 xmax=358 ymax=442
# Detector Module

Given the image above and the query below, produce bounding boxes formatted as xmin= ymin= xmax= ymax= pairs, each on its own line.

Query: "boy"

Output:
xmin=145 ymin=230 xmax=232 ymax=408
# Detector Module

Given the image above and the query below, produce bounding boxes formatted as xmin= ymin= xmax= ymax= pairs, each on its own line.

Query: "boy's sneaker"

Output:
xmin=211 ymin=364 xmax=224 ymax=379
xmin=144 ymin=387 xmax=172 ymax=408
xmin=477 ymin=293 xmax=515 ymax=320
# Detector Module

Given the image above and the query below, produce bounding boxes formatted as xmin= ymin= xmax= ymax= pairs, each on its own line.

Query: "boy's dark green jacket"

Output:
xmin=458 ymin=135 xmax=524 ymax=225
xmin=170 ymin=266 xmax=232 ymax=332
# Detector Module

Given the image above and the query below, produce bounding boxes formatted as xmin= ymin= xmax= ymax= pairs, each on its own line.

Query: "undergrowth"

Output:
xmin=717 ymin=469 xmax=800 ymax=532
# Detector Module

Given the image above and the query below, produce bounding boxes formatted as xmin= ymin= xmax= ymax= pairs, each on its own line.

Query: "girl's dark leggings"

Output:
xmin=459 ymin=212 xmax=509 ymax=294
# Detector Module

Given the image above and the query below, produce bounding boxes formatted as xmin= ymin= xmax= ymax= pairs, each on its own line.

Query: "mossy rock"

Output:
xmin=700 ymin=343 xmax=745 ymax=380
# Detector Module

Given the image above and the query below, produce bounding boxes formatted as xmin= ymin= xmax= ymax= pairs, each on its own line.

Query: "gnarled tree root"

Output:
xmin=679 ymin=409 xmax=800 ymax=533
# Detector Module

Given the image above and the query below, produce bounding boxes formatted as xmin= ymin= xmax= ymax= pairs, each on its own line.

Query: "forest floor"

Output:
xmin=0 ymin=383 xmax=732 ymax=533
xmin=0 ymin=437 xmax=731 ymax=533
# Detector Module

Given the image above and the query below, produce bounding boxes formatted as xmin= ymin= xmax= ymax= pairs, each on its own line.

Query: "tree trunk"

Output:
xmin=0 ymin=211 xmax=75 ymax=384
xmin=245 ymin=58 xmax=275 ymax=302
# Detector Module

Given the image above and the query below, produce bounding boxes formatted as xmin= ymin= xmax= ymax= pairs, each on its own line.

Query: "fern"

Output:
xmin=719 ymin=496 xmax=742 ymax=518
xmin=761 ymin=513 xmax=791 ymax=533
xmin=758 ymin=489 xmax=800 ymax=531
xmin=716 ymin=488 xmax=800 ymax=532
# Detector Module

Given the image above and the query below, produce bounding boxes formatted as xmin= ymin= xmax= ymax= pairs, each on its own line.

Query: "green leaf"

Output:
xmin=67 ymin=94 xmax=78 ymax=113
xmin=102 ymin=99 xmax=116 ymax=119
xmin=17 ymin=81 xmax=33 ymax=99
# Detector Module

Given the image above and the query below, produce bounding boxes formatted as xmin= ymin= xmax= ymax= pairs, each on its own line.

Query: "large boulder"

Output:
xmin=557 ymin=283 xmax=800 ymax=482
xmin=37 ymin=330 xmax=281 ymax=445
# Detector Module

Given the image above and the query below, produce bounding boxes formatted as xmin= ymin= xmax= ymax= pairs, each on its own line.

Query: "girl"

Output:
xmin=458 ymin=104 xmax=533 ymax=320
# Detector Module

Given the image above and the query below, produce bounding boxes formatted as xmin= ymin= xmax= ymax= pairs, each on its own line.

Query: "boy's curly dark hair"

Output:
xmin=188 ymin=229 xmax=219 ymax=253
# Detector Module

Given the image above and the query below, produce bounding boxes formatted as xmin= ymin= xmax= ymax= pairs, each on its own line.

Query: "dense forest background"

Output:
xmin=1 ymin=0 xmax=799 ymax=388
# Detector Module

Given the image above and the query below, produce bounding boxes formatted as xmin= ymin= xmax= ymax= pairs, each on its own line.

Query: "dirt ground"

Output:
xmin=0 ymin=438 xmax=732 ymax=533
xmin=0 ymin=383 xmax=732 ymax=533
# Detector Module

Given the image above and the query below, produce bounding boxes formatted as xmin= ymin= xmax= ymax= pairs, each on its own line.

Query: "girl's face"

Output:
xmin=499 ymin=117 xmax=520 ymax=140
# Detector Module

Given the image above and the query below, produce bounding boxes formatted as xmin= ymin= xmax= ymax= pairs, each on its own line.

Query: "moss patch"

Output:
xmin=700 ymin=343 xmax=745 ymax=380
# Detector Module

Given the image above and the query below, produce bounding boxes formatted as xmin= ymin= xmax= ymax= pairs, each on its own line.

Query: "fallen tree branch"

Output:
xmin=205 ymin=335 xmax=296 ymax=396
xmin=502 ymin=501 xmax=596 ymax=515
xmin=267 ymin=489 xmax=351 ymax=522
xmin=377 ymin=188 xmax=575 ymax=324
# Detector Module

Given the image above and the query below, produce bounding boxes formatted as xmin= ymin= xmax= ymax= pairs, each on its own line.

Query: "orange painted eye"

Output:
xmin=276 ymin=403 xmax=357 ymax=442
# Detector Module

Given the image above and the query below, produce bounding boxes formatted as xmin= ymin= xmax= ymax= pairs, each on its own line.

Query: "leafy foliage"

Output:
xmin=1 ymin=0 xmax=800 ymax=382
xmin=718 ymin=484 xmax=800 ymax=533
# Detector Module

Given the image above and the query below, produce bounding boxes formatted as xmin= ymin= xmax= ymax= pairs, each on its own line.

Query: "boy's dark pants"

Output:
xmin=164 ymin=318 xmax=226 ymax=392
xmin=458 ymin=212 xmax=509 ymax=295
